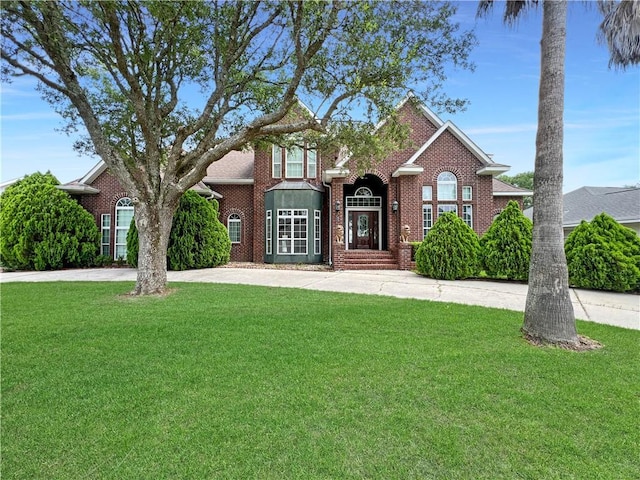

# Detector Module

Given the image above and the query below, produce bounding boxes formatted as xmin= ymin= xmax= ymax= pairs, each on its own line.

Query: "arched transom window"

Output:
xmin=115 ymin=197 xmax=134 ymax=260
xmin=228 ymin=213 xmax=241 ymax=243
xmin=437 ymin=172 xmax=457 ymax=201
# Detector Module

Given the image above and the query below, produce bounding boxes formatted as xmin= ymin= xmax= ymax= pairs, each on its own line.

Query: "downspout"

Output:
xmin=323 ymin=180 xmax=332 ymax=267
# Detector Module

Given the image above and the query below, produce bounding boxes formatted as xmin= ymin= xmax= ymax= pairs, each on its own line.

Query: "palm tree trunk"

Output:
xmin=523 ymin=0 xmax=578 ymax=345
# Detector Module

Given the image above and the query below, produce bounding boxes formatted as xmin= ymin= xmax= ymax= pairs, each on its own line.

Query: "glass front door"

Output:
xmin=348 ymin=211 xmax=379 ymax=250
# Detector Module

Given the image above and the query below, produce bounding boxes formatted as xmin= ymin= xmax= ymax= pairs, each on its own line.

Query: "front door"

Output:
xmin=349 ymin=211 xmax=379 ymax=250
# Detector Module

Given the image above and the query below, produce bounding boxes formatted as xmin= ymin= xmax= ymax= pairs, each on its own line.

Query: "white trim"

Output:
xmin=391 ymin=165 xmax=424 ymax=177
xmin=203 ymin=177 xmax=254 ymax=185
xmin=322 ymin=167 xmax=350 ymax=183
xmin=57 ymin=184 xmax=100 ymax=194
xmin=477 ymin=165 xmax=510 ymax=176
xmin=80 ymin=160 xmax=108 ymax=184
xmin=493 ymin=190 xmax=533 ymax=197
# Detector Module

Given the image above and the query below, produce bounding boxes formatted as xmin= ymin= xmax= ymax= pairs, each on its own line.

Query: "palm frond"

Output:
xmin=476 ymin=0 xmax=539 ymax=26
xmin=597 ymin=0 xmax=640 ymax=69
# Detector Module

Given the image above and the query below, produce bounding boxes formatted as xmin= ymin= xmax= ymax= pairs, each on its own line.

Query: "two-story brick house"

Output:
xmin=63 ymin=94 xmax=531 ymax=269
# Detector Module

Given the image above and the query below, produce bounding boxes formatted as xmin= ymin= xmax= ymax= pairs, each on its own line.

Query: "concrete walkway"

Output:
xmin=2 ymin=267 xmax=638 ymax=331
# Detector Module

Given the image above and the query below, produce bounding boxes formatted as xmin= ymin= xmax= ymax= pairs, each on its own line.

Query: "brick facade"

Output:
xmin=65 ymin=96 xmax=529 ymax=269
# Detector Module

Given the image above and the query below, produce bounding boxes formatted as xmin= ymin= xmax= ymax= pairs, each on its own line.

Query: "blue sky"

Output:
xmin=1 ymin=1 xmax=638 ymax=193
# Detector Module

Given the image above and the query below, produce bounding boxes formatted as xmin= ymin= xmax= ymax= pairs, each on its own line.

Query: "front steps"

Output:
xmin=341 ymin=249 xmax=398 ymax=270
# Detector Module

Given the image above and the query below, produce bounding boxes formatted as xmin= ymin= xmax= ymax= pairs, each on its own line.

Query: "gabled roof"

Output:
xmin=562 ymin=186 xmax=640 ymax=227
xmin=336 ymin=93 xmax=445 ymax=169
xmin=402 ymin=120 xmax=509 ymax=176
xmin=63 ymin=159 xmax=225 ymax=197
xmin=334 ymin=93 xmax=510 ymax=177
xmin=492 ymin=178 xmax=533 ymax=197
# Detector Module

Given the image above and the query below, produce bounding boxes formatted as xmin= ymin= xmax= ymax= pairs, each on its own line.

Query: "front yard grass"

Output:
xmin=2 ymin=282 xmax=638 ymax=479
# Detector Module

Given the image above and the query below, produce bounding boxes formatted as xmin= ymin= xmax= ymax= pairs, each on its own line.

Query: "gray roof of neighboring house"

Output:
xmin=523 ymin=186 xmax=640 ymax=227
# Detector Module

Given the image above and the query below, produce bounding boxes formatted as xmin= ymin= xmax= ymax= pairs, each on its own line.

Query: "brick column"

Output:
xmin=398 ymin=242 xmax=413 ymax=270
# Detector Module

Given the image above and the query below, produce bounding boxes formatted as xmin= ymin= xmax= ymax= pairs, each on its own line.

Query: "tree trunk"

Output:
xmin=132 ymin=199 xmax=177 ymax=295
xmin=523 ymin=0 xmax=578 ymax=345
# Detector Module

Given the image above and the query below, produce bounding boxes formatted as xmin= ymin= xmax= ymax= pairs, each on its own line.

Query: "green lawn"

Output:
xmin=2 ymin=282 xmax=638 ymax=479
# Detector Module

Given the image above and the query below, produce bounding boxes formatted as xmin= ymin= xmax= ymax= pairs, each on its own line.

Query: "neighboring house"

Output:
xmin=61 ymin=94 xmax=530 ymax=269
xmin=524 ymin=186 xmax=640 ymax=237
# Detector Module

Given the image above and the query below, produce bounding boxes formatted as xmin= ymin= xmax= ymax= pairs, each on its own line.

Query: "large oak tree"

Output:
xmin=1 ymin=0 xmax=474 ymax=294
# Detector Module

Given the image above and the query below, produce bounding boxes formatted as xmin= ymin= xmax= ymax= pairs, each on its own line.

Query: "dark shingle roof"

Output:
xmin=563 ymin=186 xmax=640 ymax=226
xmin=524 ymin=186 xmax=640 ymax=226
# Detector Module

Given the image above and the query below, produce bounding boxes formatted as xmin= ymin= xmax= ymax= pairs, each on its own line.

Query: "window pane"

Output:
xmin=307 ymin=149 xmax=317 ymax=178
xmin=286 ymin=146 xmax=304 ymax=178
xmin=422 ymin=205 xmax=432 ymax=238
xmin=437 ymin=172 xmax=457 ymax=201
xmin=266 ymin=211 xmax=272 ymax=255
xmin=463 ymin=205 xmax=473 ymax=228
xmin=314 ymin=211 xmax=321 ymax=255
xmin=272 ymin=145 xmax=282 ymax=178
xmin=462 ymin=186 xmax=472 ymax=201
xmin=422 ymin=186 xmax=432 ymax=201
xmin=438 ymin=204 xmax=458 ymax=216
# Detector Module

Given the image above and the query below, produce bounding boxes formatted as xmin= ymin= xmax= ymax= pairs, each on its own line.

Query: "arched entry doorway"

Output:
xmin=343 ymin=174 xmax=388 ymax=251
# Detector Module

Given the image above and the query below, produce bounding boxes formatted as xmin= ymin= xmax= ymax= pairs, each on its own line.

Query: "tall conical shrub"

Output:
xmin=480 ymin=200 xmax=532 ymax=281
xmin=127 ymin=191 xmax=231 ymax=270
xmin=415 ymin=212 xmax=480 ymax=280
xmin=0 ymin=172 xmax=99 ymax=270
xmin=565 ymin=213 xmax=640 ymax=292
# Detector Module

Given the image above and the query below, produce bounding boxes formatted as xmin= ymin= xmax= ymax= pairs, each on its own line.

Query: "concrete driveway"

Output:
xmin=1 ymin=267 xmax=638 ymax=330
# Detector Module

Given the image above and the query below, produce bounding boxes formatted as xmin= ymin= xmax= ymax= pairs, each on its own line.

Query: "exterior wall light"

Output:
xmin=392 ymin=200 xmax=399 ymax=213
xmin=335 ymin=200 xmax=341 ymax=212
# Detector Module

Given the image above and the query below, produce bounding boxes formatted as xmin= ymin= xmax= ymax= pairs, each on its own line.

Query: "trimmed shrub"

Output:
xmin=127 ymin=191 xmax=231 ymax=270
xmin=565 ymin=213 xmax=640 ymax=293
xmin=0 ymin=172 xmax=99 ymax=270
xmin=415 ymin=212 xmax=480 ymax=280
xmin=480 ymin=200 xmax=532 ymax=281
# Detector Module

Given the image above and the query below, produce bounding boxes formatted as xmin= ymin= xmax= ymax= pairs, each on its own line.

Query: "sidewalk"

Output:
xmin=1 ymin=267 xmax=638 ymax=330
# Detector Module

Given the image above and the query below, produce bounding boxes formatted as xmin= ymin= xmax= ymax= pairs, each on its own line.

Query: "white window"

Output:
xmin=462 ymin=186 xmax=472 ymax=201
xmin=463 ymin=205 xmax=473 ymax=229
xmin=272 ymin=145 xmax=282 ymax=178
xmin=422 ymin=185 xmax=432 ymax=201
xmin=115 ymin=197 xmax=134 ymax=260
xmin=228 ymin=213 xmax=241 ymax=243
xmin=422 ymin=205 xmax=433 ymax=238
xmin=307 ymin=149 xmax=317 ymax=178
xmin=438 ymin=204 xmax=458 ymax=217
xmin=437 ymin=172 xmax=457 ymax=201
xmin=278 ymin=209 xmax=307 ymax=254
xmin=266 ymin=210 xmax=272 ymax=255
xmin=285 ymin=146 xmax=304 ymax=178
xmin=314 ymin=210 xmax=321 ymax=255
xmin=101 ymin=214 xmax=111 ymax=257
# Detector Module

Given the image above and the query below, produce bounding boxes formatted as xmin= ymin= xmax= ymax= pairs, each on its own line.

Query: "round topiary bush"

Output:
xmin=127 ymin=191 xmax=231 ymax=270
xmin=479 ymin=200 xmax=532 ymax=281
xmin=565 ymin=213 xmax=640 ymax=293
xmin=415 ymin=211 xmax=480 ymax=280
xmin=0 ymin=172 xmax=99 ymax=270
